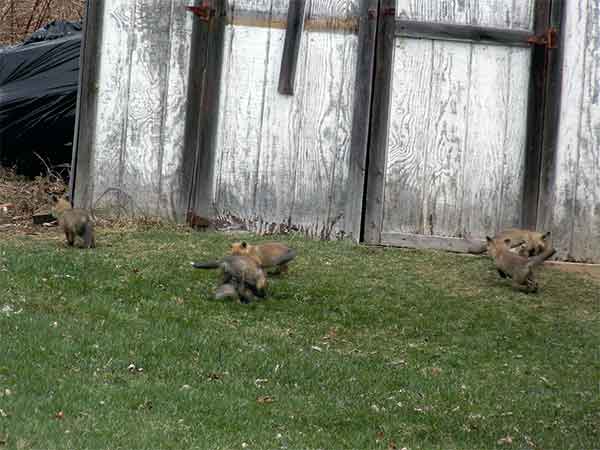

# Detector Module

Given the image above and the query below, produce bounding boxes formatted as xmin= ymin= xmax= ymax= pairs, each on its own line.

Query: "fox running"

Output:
xmin=191 ymin=255 xmax=267 ymax=303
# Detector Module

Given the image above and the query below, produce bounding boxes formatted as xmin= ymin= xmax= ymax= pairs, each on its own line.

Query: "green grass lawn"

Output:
xmin=0 ymin=229 xmax=598 ymax=450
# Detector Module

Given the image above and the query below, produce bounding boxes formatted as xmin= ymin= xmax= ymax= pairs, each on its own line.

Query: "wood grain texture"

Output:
xmin=214 ymin=0 xmax=358 ymax=237
xmin=121 ymin=0 xmax=172 ymax=215
xmin=345 ymin=0 xmax=378 ymax=241
xmin=92 ymin=0 xmax=135 ymax=215
xmin=549 ymin=0 xmax=600 ymax=262
xmin=395 ymin=0 xmax=535 ymax=30
xmin=159 ymin=0 xmax=195 ymax=221
xmin=383 ymin=39 xmax=433 ymax=235
xmin=88 ymin=0 xmax=196 ymax=219
xmin=71 ymin=0 xmax=104 ymax=209
xmin=382 ymin=41 xmax=530 ymax=241
xmin=419 ymin=40 xmax=470 ymax=238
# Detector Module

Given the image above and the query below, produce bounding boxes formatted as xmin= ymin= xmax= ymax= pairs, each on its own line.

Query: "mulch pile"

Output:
xmin=0 ymin=166 xmax=66 ymax=234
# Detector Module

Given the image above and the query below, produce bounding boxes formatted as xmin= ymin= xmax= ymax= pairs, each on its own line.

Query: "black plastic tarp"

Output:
xmin=0 ymin=21 xmax=81 ymax=176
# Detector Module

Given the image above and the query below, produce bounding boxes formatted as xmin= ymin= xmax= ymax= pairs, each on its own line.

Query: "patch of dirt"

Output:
xmin=545 ymin=261 xmax=600 ymax=283
xmin=0 ymin=166 xmax=67 ymax=234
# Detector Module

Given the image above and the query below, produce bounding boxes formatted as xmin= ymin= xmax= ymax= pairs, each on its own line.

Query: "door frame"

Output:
xmin=350 ymin=0 xmax=565 ymax=250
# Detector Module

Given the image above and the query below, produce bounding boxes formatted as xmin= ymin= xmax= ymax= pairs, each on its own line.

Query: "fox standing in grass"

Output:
xmin=230 ymin=241 xmax=296 ymax=274
xmin=486 ymin=236 xmax=556 ymax=293
xmin=50 ymin=195 xmax=95 ymax=248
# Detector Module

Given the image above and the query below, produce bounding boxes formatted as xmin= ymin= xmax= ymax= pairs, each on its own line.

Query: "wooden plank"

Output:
xmin=181 ymin=0 xmax=209 ymax=222
xmin=190 ymin=0 xmax=226 ymax=217
xmin=381 ymin=39 xmax=434 ymax=235
xmin=549 ymin=0 xmax=587 ymax=260
xmin=277 ymin=0 xmax=305 ymax=95
xmin=90 ymin=0 xmax=137 ymax=215
xmin=569 ymin=0 xmax=600 ymax=262
xmin=460 ymin=45 xmax=510 ymax=238
xmin=362 ymin=0 xmax=396 ymax=244
xmin=498 ymin=47 xmax=531 ymax=230
xmin=395 ymin=0 xmax=535 ymax=30
xmin=120 ymin=0 xmax=173 ymax=216
xmin=394 ymin=20 xmax=534 ymax=47
xmin=345 ymin=0 xmax=378 ymax=241
xmin=419 ymin=40 xmax=470 ymax=238
xmin=253 ymin=25 xmax=304 ymax=231
xmin=158 ymin=0 xmax=196 ymax=221
xmin=381 ymin=232 xmax=485 ymax=254
xmin=213 ymin=23 xmax=271 ymax=218
xmin=71 ymin=0 xmax=104 ymax=208
xmin=521 ymin=0 xmax=552 ymax=229
xmin=287 ymin=27 xmax=355 ymax=237
xmin=536 ymin=0 xmax=566 ymax=235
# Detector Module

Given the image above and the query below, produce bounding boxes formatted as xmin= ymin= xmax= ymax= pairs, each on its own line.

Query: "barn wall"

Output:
xmin=83 ymin=0 xmax=196 ymax=220
xmin=379 ymin=0 xmax=535 ymax=242
xmin=540 ymin=0 xmax=600 ymax=262
xmin=212 ymin=0 xmax=360 ymax=238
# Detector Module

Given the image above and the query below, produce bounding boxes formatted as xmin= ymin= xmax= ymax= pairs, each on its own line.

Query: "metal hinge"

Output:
xmin=186 ymin=3 xmax=215 ymax=22
xmin=528 ymin=27 xmax=558 ymax=49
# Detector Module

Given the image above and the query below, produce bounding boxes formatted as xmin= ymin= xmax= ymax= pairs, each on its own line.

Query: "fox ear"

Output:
xmin=486 ymin=236 xmax=493 ymax=243
xmin=542 ymin=231 xmax=551 ymax=240
xmin=504 ymin=238 xmax=512 ymax=245
xmin=241 ymin=241 xmax=247 ymax=248
xmin=49 ymin=193 xmax=58 ymax=203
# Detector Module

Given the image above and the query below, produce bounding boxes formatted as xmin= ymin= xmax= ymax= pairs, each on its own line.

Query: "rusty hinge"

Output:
xmin=528 ymin=27 xmax=558 ymax=49
xmin=186 ymin=3 xmax=215 ymax=22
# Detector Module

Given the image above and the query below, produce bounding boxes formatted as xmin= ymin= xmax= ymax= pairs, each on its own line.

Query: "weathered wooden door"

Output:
xmin=363 ymin=0 xmax=559 ymax=251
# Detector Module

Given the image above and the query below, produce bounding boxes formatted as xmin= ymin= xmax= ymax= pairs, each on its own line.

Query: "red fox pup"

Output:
xmin=191 ymin=255 xmax=267 ymax=303
xmin=50 ymin=195 xmax=96 ymax=248
xmin=486 ymin=236 xmax=556 ymax=293
xmin=472 ymin=228 xmax=551 ymax=257
xmin=230 ymin=241 xmax=296 ymax=274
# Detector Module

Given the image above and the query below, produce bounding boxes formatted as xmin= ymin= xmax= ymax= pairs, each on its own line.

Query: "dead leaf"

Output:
xmin=387 ymin=440 xmax=397 ymax=450
xmin=497 ymin=435 xmax=513 ymax=445
xmin=375 ymin=431 xmax=385 ymax=442
xmin=430 ymin=367 xmax=442 ymax=376
xmin=256 ymin=395 xmax=274 ymax=404
xmin=311 ymin=346 xmax=323 ymax=352
xmin=207 ymin=372 xmax=223 ymax=381
xmin=54 ymin=411 xmax=64 ymax=420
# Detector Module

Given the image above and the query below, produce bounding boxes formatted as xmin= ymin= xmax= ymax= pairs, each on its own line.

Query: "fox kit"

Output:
xmin=486 ymin=236 xmax=556 ymax=293
xmin=230 ymin=241 xmax=296 ymax=274
xmin=50 ymin=196 xmax=95 ymax=248
xmin=191 ymin=255 xmax=267 ymax=303
xmin=471 ymin=229 xmax=551 ymax=257
xmin=495 ymin=229 xmax=551 ymax=257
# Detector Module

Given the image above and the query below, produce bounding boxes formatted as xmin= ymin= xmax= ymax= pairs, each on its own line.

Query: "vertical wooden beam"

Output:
xmin=362 ymin=0 xmax=396 ymax=244
xmin=277 ymin=0 xmax=306 ymax=95
xmin=536 ymin=0 xmax=565 ymax=233
xmin=521 ymin=0 xmax=553 ymax=229
xmin=344 ymin=0 xmax=379 ymax=241
xmin=70 ymin=0 xmax=104 ymax=208
xmin=184 ymin=0 xmax=226 ymax=218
